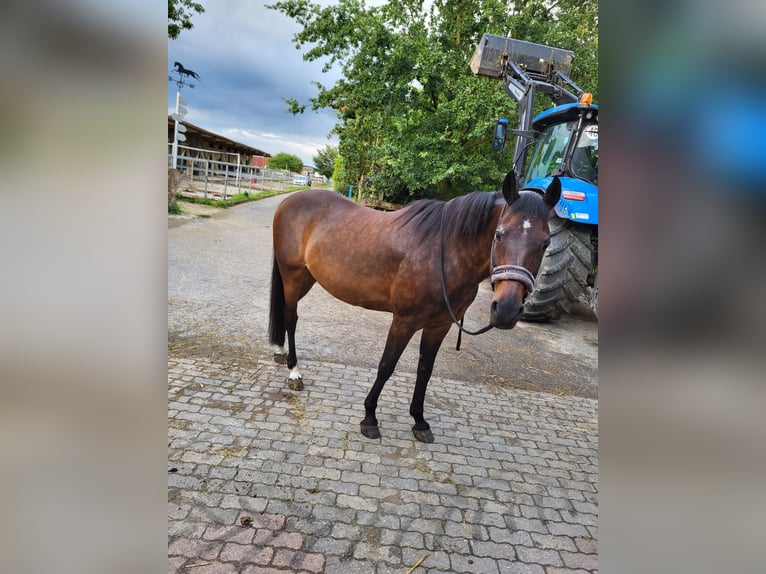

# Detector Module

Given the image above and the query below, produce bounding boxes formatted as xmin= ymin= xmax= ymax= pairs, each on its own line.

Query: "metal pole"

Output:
xmin=513 ymin=83 xmax=537 ymax=179
xmin=172 ymin=91 xmax=181 ymax=169
xmin=204 ymin=160 xmax=209 ymax=199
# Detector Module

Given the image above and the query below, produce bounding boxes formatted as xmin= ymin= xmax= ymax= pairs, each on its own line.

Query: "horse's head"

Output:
xmin=174 ymin=62 xmax=182 ymax=69
xmin=489 ymin=173 xmax=561 ymax=329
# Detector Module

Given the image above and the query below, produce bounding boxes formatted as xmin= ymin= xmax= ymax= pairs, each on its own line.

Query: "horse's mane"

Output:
xmin=389 ymin=191 xmax=501 ymax=244
xmin=390 ymin=189 xmax=551 ymax=244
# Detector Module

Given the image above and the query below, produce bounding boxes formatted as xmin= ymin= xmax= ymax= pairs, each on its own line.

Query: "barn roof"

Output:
xmin=167 ymin=116 xmax=271 ymax=158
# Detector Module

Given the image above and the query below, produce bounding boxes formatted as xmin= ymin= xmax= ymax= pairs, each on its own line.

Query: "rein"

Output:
xmin=438 ymin=201 xmax=536 ymax=351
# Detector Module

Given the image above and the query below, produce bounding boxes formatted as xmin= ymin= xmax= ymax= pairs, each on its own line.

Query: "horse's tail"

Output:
xmin=268 ymin=254 xmax=286 ymax=347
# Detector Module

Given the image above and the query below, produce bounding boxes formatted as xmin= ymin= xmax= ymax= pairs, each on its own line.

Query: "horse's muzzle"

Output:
xmin=490 ymin=297 xmax=524 ymax=329
xmin=489 ymin=264 xmax=533 ymax=329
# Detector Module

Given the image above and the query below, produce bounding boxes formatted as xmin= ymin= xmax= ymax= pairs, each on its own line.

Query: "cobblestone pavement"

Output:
xmin=168 ymin=355 xmax=598 ymax=573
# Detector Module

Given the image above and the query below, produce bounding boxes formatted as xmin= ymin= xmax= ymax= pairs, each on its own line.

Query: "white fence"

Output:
xmin=168 ymin=143 xmax=300 ymax=199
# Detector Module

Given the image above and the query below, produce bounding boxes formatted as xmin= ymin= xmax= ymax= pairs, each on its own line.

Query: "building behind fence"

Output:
xmin=168 ymin=144 xmax=308 ymax=199
xmin=167 ymin=117 xmax=323 ymax=199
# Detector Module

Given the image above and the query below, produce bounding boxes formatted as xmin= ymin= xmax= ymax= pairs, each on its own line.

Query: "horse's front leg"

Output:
xmin=409 ymin=324 xmax=451 ymax=443
xmin=361 ymin=318 xmax=416 ymax=440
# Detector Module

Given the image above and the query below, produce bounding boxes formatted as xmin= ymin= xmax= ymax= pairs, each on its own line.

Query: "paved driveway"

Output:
xmin=168 ymin=193 xmax=598 ymax=573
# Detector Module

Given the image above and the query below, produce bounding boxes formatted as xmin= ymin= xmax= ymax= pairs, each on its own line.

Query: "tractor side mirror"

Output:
xmin=492 ymin=118 xmax=509 ymax=151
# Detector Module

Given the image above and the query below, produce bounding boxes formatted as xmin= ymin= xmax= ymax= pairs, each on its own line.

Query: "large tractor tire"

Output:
xmin=523 ymin=217 xmax=593 ymax=321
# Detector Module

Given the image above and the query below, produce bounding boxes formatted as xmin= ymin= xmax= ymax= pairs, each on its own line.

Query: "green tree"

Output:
xmin=269 ymin=0 xmax=597 ymax=201
xmin=313 ymin=145 xmax=338 ymax=179
xmin=507 ymin=0 xmax=598 ymax=101
xmin=332 ymin=155 xmax=345 ymax=193
xmin=168 ymin=0 xmax=206 ymax=40
xmin=268 ymin=152 xmax=304 ymax=173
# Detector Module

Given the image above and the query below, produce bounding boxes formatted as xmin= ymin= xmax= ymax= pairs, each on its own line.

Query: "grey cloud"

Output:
xmin=168 ymin=1 xmax=340 ymax=163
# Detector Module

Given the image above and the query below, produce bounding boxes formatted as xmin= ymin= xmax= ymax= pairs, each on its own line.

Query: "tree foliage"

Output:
xmin=313 ymin=145 xmax=339 ymax=178
xmin=168 ymin=0 xmax=206 ymax=40
xmin=268 ymin=152 xmax=304 ymax=173
xmin=268 ymin=0 xmax=598 ymax=201
xmin=332 ymin=155 xmax=345 ymax=193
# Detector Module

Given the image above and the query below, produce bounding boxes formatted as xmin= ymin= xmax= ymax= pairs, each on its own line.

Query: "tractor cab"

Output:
xmin=523 ymin=97 xmax=598 ymax=224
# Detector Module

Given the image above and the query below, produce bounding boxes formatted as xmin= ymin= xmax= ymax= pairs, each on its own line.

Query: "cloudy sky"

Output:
xmin=167 ymin=1 xmax=347 ymax=166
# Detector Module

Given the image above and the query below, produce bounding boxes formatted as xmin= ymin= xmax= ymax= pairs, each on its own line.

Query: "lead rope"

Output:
xmin=439 ymin=205 xmax=494 ymax=351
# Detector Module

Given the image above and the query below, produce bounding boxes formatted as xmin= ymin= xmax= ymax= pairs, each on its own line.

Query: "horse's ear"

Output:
xmin=502 ymin=171 xmax=519 ymax=205
xmin=543 ymin=176 xmax=562 ymax=209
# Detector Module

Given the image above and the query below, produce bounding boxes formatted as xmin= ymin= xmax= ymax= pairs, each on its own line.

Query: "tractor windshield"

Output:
xmin=524 ymin=120 xmax=599 ymax=186
xmin=524 ymin=122 xmax=571 ymax=185
xmin=571 ymin=123 xmax=598 ymax=185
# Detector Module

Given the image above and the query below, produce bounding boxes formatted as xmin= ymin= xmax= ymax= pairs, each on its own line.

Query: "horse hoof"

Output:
xmin=287 ymin=378 xmax=303 ymax=391
xmin=273 ymin=353 xmax=288 ymax=365
xmin=360 ymin=423 xmax=381 ymax=440
xmin=413 ymin=427 xmax=434 ymax=443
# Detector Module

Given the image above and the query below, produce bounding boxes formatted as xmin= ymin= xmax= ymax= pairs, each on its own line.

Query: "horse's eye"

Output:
xmin=495 ymin=229 xmax=503 ymax=242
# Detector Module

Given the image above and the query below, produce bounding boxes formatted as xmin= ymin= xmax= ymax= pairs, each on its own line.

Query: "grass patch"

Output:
xmin=168 ymin=202 xmax=182 ymax=215
xmin=178 ymin=189 xmax=286 ymax=209
xmin=177 ymin=184 xmax=330 ymax=210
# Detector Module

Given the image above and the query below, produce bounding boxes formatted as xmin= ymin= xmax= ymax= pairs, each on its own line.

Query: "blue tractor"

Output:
xmin=471 ymin=34 xmax=598 ymax=320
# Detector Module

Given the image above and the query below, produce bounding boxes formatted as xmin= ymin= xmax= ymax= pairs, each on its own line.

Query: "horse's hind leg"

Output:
xmin=282 ymin=269 xmax=316 ymax=390
xmin=409 ymin=324 xmax=450 ymax=443
xmin=361 ymin=318 xmax=416 ymax=439
xmin=270 ymin=256 xmax=290 ymax=364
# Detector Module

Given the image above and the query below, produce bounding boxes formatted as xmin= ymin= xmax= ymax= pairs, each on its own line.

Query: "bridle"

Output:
xmin=439 ymin=201 xmax=537 ymax=350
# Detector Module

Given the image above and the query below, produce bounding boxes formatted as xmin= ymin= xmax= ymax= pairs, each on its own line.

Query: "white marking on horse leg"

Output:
xmin=287 ymin=366 xmax=303 ymax=391
xmin=288 ymin=366 xmax=302 ymax=381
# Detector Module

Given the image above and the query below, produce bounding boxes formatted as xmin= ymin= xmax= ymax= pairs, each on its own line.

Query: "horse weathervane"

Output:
xmin=169 ymin=61 xmax=201 ymax=90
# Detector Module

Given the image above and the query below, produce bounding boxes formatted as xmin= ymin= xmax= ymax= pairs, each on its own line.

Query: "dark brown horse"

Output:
xmin=269 ymin=173 xmax=561 ymax=442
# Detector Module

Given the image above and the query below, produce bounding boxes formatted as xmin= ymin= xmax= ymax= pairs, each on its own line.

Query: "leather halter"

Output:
xmin=439 ymin=202 xmax=536 ymax=350
xmin=490 ymin=264 xmax=536 ymax=292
